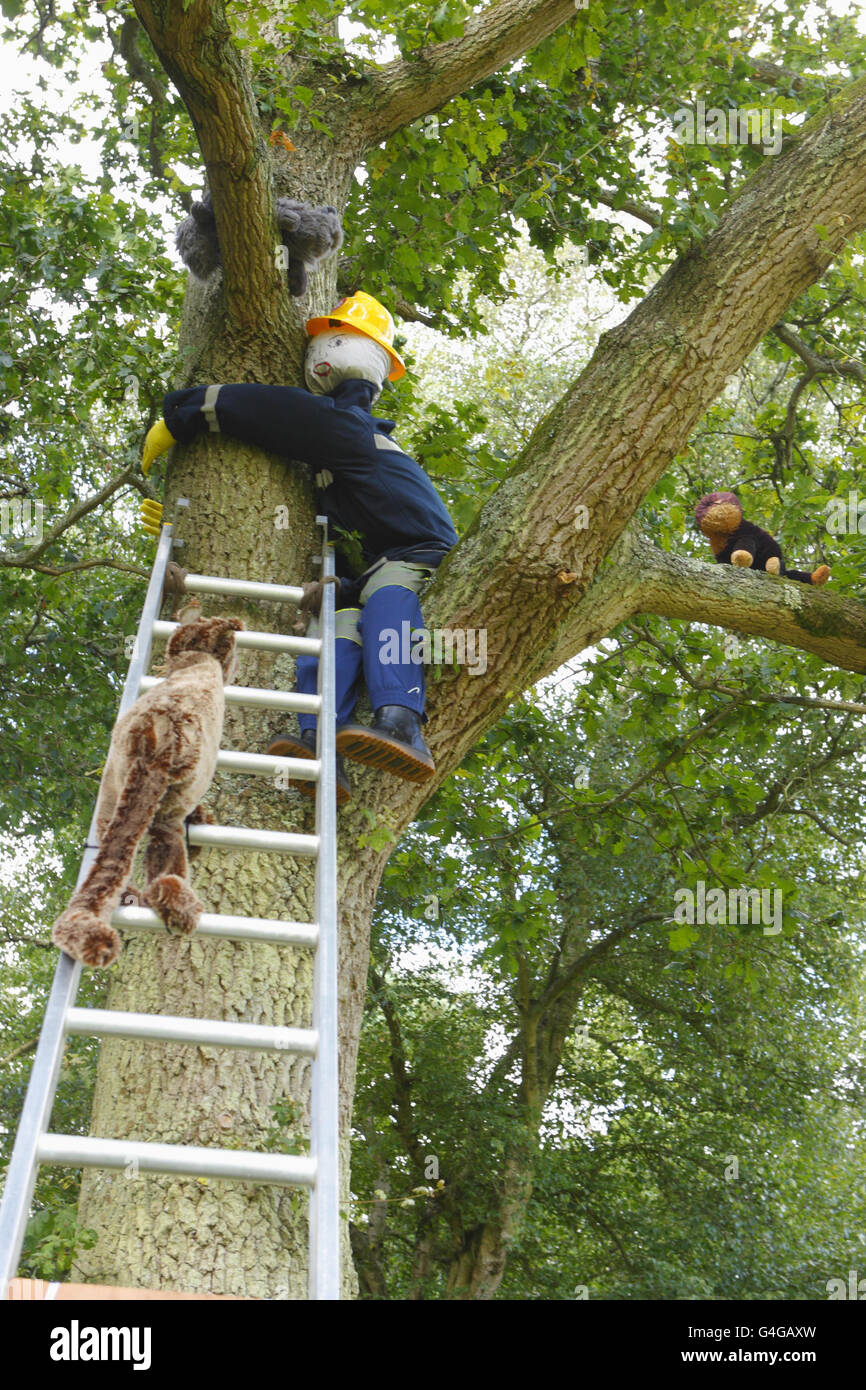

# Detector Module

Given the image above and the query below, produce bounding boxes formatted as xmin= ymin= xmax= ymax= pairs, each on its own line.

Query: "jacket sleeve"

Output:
xmin=162 ymin=384 xmax=345 ymax=466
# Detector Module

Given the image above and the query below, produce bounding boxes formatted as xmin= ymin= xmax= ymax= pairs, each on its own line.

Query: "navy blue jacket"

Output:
xmin=163 ymin=380 xmax=458 ymax=584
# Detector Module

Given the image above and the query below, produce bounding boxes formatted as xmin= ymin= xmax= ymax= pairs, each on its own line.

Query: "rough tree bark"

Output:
xmin=73 ymin=0 xmax=866 ymax=1297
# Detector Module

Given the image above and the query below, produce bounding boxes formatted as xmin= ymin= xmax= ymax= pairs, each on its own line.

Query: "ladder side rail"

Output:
xmin=118 ymin=524 xmax=176 ymax=720
xmin=0 ymin=952 xmax=82 ymax=1295
xmin=0 ymin=523 xmax=176 ymax=1298
xmin=309 ymin=522 xmax=341 ymax=1300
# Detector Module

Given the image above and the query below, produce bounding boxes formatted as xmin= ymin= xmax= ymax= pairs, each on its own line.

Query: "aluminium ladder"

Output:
xmin=0 ymin=511 xmax=340 ymax=1300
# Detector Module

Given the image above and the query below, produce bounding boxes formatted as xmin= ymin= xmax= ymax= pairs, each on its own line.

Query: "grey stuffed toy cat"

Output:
xmin=175 ymin=189 xmax=343 ymax=297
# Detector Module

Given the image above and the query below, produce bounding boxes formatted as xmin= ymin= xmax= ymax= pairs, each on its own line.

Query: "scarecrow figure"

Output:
xmin=143 ymin=292 xmax=458 ymax=806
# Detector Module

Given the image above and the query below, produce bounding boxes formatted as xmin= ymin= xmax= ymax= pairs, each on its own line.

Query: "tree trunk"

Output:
xmin=445 ymin=1151 xmax=535 ymax=1300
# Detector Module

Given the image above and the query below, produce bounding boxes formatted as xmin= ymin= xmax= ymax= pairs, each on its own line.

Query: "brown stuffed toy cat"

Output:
xmin=51 ymin=605 xmax=243 ymax=969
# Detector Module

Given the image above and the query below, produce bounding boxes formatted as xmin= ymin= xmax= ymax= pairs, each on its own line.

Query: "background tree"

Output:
xmin=2 ymin=0 xmax=866 ymax=1297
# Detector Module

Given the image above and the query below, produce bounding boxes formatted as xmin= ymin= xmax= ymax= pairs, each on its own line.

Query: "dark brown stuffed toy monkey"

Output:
xmin=51 ymin=607 xmax=243 ymax=968
xmin=695 ymin=491 xmax=830 ymax=586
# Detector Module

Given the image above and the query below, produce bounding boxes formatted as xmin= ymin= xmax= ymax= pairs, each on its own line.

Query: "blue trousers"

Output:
xmin=296 ymin=584 xmax=428 ymax=735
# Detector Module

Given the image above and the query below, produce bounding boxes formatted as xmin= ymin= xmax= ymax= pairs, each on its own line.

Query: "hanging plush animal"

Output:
xmin=175 ymin=189 xmax=343 ymax=297
xmin=695 ymin=491 xmax=830 ymax=586
xmin=51 ymin=606 xmax=243 ymax=969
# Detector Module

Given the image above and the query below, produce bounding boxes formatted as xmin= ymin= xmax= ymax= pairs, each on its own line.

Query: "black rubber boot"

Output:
xmin=267 ymin=728 xmax=352 ymax=807
xmin=336 ymin=705 xmax=435 ymax=782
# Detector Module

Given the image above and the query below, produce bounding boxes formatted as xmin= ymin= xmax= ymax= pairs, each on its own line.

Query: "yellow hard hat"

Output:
xmin=306 ymin=291 xmax=406 ymax=381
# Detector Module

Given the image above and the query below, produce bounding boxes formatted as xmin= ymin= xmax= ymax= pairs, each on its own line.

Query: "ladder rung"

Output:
xmin=65 ymin=1007 xmax=318 ymax=1054
xmin=183 ymin=574 xmax=305 ymax=605
xmin=188 ymin=823 xmax=319 ymax=855
xmin=153 ymin=620 xmax=320 ymax=657
xmin=111 ymin=906 xmax=318 ymax=948
xmin=139 ymin=675 xmax=322 ymax=715
xmin=216 ymin=750 xmax=319 ymax=780
xmin=37 ymin=1135 xmax=316 ymax=1188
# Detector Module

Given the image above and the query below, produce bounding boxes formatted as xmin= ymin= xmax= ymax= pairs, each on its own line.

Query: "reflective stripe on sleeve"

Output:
xmin=202 ymin=384 xmax=222 ymax=433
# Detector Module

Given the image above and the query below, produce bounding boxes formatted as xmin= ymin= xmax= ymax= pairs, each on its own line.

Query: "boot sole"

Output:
xmin=335 ymin=725 xmax=435 ymax=782
xmin=267 ymin=737 xmax=351 ymax=807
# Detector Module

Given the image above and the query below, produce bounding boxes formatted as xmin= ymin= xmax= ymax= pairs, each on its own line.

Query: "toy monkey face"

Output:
xmin=166 ymin=616 xmax=244 ymax=683
xmin=695 ymin=491 xmax=743 ymax=537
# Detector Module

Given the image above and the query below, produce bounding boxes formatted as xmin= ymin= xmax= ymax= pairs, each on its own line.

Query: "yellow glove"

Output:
xmin=141 ymin=419 xmax=176 ymax=475
xmin=140 ymin=498 xmax=164 ymax=536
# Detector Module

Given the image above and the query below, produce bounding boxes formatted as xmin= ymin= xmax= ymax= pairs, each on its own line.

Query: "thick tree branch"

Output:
xmin=703 ymin=55 xmax=820 ymax=98
xmin=391 ymin=297 xmax=440 ymax=328
xmin=114 ymin=13 xmax=167 ymax=104
xmin=530 ymin=914 xmax=663 ymax=1025
xmin=631 ymin=533 xmax=866 ymax=675
xmin=132 ymin=0 xmax=288 ymax=336
xmin=745 ymin=58 xmax=812 ymax=93
xmin=369 ymin=964 xmax=427 ymax=1175
xmin=356 ymin=0 xmax=577 ymax=144
xmin=597 ymin=191 xmax=661 ymax=229
xmin=3 ymin=558 xmax=149 ymax=578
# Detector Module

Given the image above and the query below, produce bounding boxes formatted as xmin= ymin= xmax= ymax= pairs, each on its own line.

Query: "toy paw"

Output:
xmin=765 ymin=556 xmax=781 ymax=575
xmin=141 ymin=498 xmax=163 ymax=536
xmin=52 ymin=911 xmax=122 ymax=968
xmin=731 ymin=549 xmax=754 ymax=568
xmin=144 ymin=875 xmax=204 ymax=935
xmin=811 ymin=565 xmax=830 ymax=586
